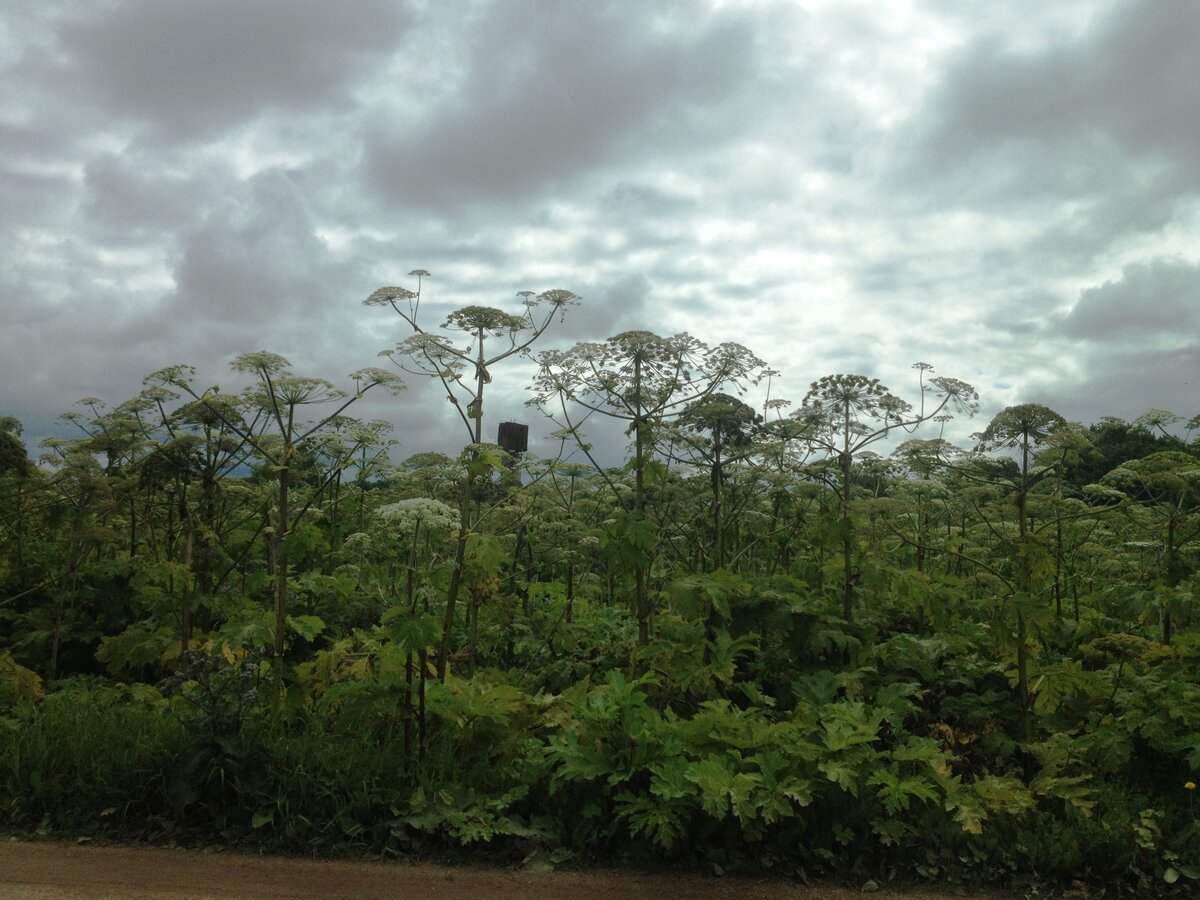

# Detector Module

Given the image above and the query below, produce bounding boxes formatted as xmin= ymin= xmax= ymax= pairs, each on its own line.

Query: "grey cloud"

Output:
xmin=60 ymin=0 xmax=409 ymax=140
xmin=1063 ymin=258 xmax=1200 ymax=340
xmin=550 ymin=273 xmax=655 ymax=343
xmin=1023 ymin=343 xmax=1199 ymax=426
xmin=896 ymin=0 xmax=1200 ymax=207
xmin=1007 ymin=191 xmax=1186 ymax=274
xmin=0 ymin=166 xmax=75 ymax=224
xmin=0 ymin=114 xmax=90 ymax=226
xmin=0 ymin=121 xmax=77 ymax=160
xmin=977 ymin=289 xmax=1067 ymax=338
xmin=83 ymin=153 xmax=227 ymax=237
xmin=364 ymin=1 xmax=762 ymax=208
xmin=854 ymin=258 xmax=921 ymax=296
xmin=2 ymin=272 xmax=170 ymax=447
xmin=351 ymin=233 xmax=516 ymax=288
xmin=601 ymin=183 xmax=698 ymax=219
xmin=168 ymin=169 xmax=329 ymax=319
xmin=106 ymin=166 xmax=375 ymax=378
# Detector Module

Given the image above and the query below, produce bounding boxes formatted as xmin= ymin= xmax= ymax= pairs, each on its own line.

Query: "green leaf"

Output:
xmin=819 ymin=759 xmax=859 ymax=795
xmin=616 ymin=791 xmax=687 ymax=850
xmin=820 ymin=702 xmax=882 ymax=752
xmin=649 ymin=758 xmax=692 ymax=802
xmin=685 ymin=755 xmax=737 ymax=819
xmin=729 ymin=771 xmax=766 ymax=824
xmin=0 ymin=653 xmax=44 ymax=709
xmin=286 ymin=614 xmax=327 ymax=641
xmin=873 ymin=681 xmax=919 ymax=728
xmin=465 ymin=532 xmax=508 ymax=576
xmin=668 ymin=570 xmax=750 ymax=624
xmin=381 ymin=608 xmax=442 ymax=654
xmin=426 ymin=676 xmax=529 ymax=731
xmin=867 ymin=771 xmax=939 ymax=815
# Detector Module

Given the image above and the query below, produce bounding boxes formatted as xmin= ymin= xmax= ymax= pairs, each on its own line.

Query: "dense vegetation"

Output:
xmin=2 ymin=280 xmax=1198 ymax=895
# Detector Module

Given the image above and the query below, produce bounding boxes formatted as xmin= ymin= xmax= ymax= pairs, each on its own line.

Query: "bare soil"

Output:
xmin=0 ymin=838 xmax=1018 ymax=899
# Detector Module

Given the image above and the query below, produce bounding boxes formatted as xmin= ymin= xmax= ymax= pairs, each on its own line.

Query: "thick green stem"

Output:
xmin=273 ymin=455 xmax=290 ymax=676
xmin=839 ymin=450 xmax=854 ymax=624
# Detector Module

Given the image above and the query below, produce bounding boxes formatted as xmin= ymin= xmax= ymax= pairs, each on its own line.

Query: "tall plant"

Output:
xmin=365 ymin=273 xmax=578 ymax=678
xmin=793 ymin=366 xmax=978 ymax=622
xmin=530 ymin=331 xmax=766 ymax=644
xmin=1102 ymin=448 xmax=1200 ymax=643
xmin=149 ymin=355 xmax=404 ymax=673
xmin=971 ymin=403 xmax=1067 ymax=739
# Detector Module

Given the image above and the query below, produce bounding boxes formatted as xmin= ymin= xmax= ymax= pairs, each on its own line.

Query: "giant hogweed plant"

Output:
xmin=366 ymin=274 xmax=579 ymax=680
xmin=536 ymin=667 xmax=1052 ymax=875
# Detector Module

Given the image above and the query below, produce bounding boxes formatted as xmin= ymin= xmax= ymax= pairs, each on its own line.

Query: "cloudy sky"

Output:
xmin=2 ymin=0 xmax=1197 ymax=462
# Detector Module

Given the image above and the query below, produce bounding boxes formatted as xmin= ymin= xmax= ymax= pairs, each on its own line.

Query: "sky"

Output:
xmin=2 ymin=0 xmax=1197 ymax=464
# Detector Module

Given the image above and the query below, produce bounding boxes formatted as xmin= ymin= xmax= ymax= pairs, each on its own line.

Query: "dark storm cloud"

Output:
xmin=1063 ymin=258 xmax=1200 ymax=340
xmin=897 ymin=0 xmax=1200 ymax=210
xmin=364 ymin=1 xmax=763 ymax=208
xmin=60 ymin=0 xmax=409 ymax=140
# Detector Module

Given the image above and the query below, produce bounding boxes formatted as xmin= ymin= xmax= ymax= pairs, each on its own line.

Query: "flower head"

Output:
xmin=1186 ymin=781 xmax=1196 ymax=791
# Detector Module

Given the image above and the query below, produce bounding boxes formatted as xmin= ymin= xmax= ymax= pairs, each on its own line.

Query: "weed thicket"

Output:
xmin=2 ymin=354 xmax=1198 ymax=896
xmin=4 ymin=594 xmax=1198 ymax=895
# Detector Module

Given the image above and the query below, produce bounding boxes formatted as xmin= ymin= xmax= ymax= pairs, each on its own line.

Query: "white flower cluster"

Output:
xmin=376 ymin=497 xmax=458 ymax=535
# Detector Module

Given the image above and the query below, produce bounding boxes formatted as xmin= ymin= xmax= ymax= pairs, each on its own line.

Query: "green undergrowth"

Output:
xmin=3 ymin=588 xmax=1198 ymax=898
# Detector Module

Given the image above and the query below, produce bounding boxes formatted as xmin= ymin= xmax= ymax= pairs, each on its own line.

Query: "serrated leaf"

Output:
xmin=382 ymin=608 xmax=442 ymax=654
xmin=819 ymin=759 xmax=859 ymax=795
xmin=286 ymin=614 xmax=327 ymax=641
xmin=685 ymin=755 xmax=737 ymax=819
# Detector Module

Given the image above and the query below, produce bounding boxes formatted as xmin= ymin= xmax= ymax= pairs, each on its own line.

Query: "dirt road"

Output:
xmin=0 ymin=839 xmax=1015 ymax=899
